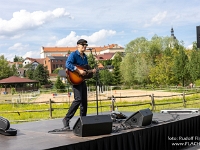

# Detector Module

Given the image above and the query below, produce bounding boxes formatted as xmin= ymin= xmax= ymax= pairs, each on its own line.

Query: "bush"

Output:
xmin=194 ymin=80 xmax=200 ymax=86
xmin=42 ymin=84 xmax=53 ymax=89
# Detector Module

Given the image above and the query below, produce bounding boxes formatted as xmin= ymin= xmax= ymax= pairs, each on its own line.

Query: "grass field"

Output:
xmin=0 ymin=89 xmax=200 ymax=124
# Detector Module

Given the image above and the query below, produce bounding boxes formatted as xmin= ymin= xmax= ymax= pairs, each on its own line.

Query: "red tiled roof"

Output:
xmin=106 ymin=44 xmax=123 ymax=49
xmin=24 ymin=57 xmax=35 ymax=62
xmin=96 ymin=53 xmax=116 ymax=60
xmin=42 ymin=46 xmax=115 ymax=53
xmin=42 ymin=47 xmax=77 ymax=52
xmin=34 ymin=58 xmax=45 ymax=64
xmin=0 ymin=76 xmax=38 ymax=84
xmin=24 ymin=57 xmax=44 ymax=65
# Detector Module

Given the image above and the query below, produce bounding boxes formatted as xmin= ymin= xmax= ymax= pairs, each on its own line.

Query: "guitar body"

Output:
xmin=66 ymin=65 xmax=93 ymax=85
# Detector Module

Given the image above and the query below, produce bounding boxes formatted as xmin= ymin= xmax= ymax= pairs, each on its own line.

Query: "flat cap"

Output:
xmin=77 ymin=39 xmax=87 ymax=44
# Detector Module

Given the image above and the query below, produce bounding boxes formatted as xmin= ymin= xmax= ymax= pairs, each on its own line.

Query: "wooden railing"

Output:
xmin=0 ymin=91 xmax=200 ymax=122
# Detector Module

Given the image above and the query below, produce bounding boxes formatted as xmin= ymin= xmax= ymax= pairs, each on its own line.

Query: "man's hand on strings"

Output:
xmin=92 ymin=68 xmax=97 ymax=74
xmin=76 ymin=69 xmax=86 ymax=76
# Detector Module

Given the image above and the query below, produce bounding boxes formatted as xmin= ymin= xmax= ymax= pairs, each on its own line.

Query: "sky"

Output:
xmin=0 ymin=0 xmax=200 ymax=61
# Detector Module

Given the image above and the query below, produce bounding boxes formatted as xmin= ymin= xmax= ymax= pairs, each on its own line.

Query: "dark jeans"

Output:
xmin=65 ymin=81 xmax=87 ymax=121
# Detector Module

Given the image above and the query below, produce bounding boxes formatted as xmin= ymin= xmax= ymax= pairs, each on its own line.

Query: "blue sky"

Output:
xmin=0 ymin=0 xmax=200 ymax=61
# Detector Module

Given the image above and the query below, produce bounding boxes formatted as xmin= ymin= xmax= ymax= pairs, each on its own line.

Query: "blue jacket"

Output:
xmin=66 ymin=50 xmax=88 ymax=71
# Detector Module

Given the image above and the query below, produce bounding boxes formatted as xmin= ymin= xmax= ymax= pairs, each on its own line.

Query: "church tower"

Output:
xmin=169 ymin=27 xmax=177 ymax=48
xmin=171 ymin=27 xmax=176 ymax=40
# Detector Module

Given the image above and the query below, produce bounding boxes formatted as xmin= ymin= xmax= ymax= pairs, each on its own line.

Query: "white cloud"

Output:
xmin=152 ymin=11 xmax=167 ymax=24
xmin=87 ymin=29 xmax=116 ymax=43
xmin=187 ymin=44 xmax=193 ymax=50
xmin=56 ymin=29 xmax=116 ymax=46
xmin=8 ymin=43 xmax=29 ymax=51
xmin=3 ymin=53 xmax=15 ymax=61
xmin=56 ymin=31 xmax=77 ymax=46
xmin=49 ymin=36 xmax=57 ymax=41
xmin=144 ymin=11 xmax=167 ymax=27
xmin=2 ymin=50 xmax=40 ymax=62
xmin=0 ymin=0 xmax=200 ymax=61
xmin=23 ymin=51 xmax=40 ymax=59
xmin=0 ymin=35 xmax=6 ymax=39
xmin=11 ymin=34 xmax=24 ymax=39
xmin=0 ymin=43 xmax=8 ymax=47
xmin=0 ymin=8 xmax=72 ymax=35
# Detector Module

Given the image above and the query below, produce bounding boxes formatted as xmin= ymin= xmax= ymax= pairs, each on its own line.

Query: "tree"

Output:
xmin=148 ymin=35 xmax=163 ymax=65
xmin=0 ymin=55 xmax=14 ymax=79
xmin=26 ymin=69 xmax=34 ymax=79
xmin=87 ymin=54 xmax=97 ymax=86
xmin=99 ymin=70 xmax=113 ymax=85
xmin=121 ymin=37 xmax=150 ymax=86
xmin=172 ymin=46 xmax=190 ymax=86
xmin=99 ymin=60 xmax=112 ymax=66
xmin=120 ymin=52 xmax=136 ymax=86
xmin=53 ymin=67 xmax=64 ymax=74
xmin=149 ymin=55 xmax=175 ymax=86
xmin=188 ymin=48 xmax=200 ymax=82
xmin=112 ymin=64 xmax=121 ymax=85
xmin=54 ymin=76 xmax=66 ymax=92
xmin=33 ymin=64 xmax=49 ymax=85
xmin=13 ymin=55 xmax=24 ymax=62
xmin=11 ymin=64 xmax=18 ymax=76
xmin=122 ymin=37 xmax=152 ymax=86
xmin=125 ymin=37 xmax=149 ymax=54
xmin=134 ymin=55 xmax=151 ymax=85
xmin=24 ymin=64 xmax=32 ymax=68
xmin=112 ymin=53 xmax=122 ymax=85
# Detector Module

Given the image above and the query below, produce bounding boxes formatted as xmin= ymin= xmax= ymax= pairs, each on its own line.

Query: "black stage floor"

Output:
xmin=1 ymin=112 xmax=200 ymax=150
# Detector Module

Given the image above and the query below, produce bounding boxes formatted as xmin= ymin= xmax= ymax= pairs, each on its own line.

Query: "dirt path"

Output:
xmin=33 ymin=89 xmax=182 ymax=103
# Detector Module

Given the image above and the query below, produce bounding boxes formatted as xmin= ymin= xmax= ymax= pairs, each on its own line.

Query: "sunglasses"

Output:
xmin=79 ymin=43 xmax=88 ymax=46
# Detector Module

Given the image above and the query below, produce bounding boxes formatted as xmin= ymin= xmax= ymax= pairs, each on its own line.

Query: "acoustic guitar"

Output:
xmin=66 ymin=65 xmax=94 ymax=85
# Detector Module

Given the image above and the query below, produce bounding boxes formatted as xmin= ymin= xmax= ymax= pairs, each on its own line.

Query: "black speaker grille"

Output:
xmin=0 ymin=117 xmax=10 ymax=130
xmin=123 ymin=108 xmax=153 ymax=128
xmin=197 ymin=26 xmax=200 ymax=48
xmin=73 ymin=115 xmax=113 ymax=137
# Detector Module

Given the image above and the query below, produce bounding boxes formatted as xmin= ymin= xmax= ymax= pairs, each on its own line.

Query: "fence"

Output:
xmin=0 ymin=91 xmax=200 ymax=122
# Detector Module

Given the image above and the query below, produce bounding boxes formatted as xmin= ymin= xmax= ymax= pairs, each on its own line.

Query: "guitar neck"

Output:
xmin=85 ymin=69 xmax=93 ymax=74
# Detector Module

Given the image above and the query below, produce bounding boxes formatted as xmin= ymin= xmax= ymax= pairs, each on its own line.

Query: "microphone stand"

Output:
xmin=89 ymin=49 xmax=99 ymax=115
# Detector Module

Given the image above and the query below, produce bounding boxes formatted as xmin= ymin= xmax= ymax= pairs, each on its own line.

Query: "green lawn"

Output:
xmin=1 ymin=93 xmax=200 ymax=124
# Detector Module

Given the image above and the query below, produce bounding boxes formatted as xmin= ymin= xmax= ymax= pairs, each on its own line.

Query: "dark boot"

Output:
xmin=62 ymin=117 xmax=70 ymax=129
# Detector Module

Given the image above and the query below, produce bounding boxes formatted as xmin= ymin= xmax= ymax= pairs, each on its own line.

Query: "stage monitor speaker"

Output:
xmin=0 ymin=116 xmax=10 ymax=130
xmin=0 ymin=116 xmax=17 ymax=136
xmin=197 ymin=26 xmax=200 ymax=48
xmin=160 ymin=109 xmax=199 ymax=114
xmin=73 ymin=115 xmax=113 ymax=137
xmin=123 ymin=108 xmax=153 ymax=128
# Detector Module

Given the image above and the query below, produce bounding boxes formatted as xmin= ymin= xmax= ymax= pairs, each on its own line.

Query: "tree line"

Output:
xmin=0 ymin=34 xmax=199 ymax=89
xmin=0 ymin=57 xmax=50 ymax=87
xmin=88 ymin=35 xmax=200 ymax=87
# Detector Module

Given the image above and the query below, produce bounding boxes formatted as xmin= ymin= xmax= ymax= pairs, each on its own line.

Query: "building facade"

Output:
xmin=40 ymin=44 xmax=124 ymax=58
xmin=44 ymin=56 xmax=68 ymax=74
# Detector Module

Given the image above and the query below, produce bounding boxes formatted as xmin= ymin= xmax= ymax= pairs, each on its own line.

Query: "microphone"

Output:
xmin=86 ymin=48 xmax=93 ymax=50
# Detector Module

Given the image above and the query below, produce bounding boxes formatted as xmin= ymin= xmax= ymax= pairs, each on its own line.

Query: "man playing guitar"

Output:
xmin=62 ymin=39 xmax=96 ymax=129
